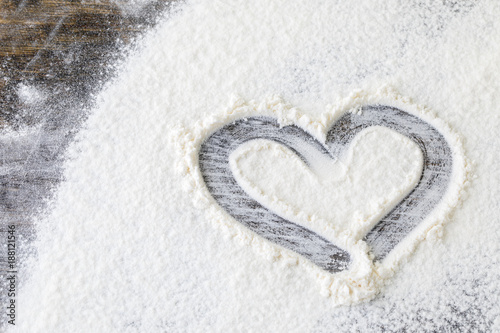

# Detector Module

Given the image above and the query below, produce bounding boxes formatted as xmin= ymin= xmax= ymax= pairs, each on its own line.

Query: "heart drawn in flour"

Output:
xmin=199 ymin=105 xmax=452 ymax=273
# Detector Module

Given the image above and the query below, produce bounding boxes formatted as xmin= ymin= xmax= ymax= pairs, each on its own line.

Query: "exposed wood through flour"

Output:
xmin=199 ymin=105 xmax=452 ymax=272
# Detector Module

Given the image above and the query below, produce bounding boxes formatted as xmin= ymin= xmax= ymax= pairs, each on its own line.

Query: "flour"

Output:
xmin=110 ymin=0 xmax=156 ymax=16
xmin=8 ymin=0 xmax=500 ymax=331
xmin=178 ymin=92 xmax=467 ymax=304
xmin=231 ymin=127 xmax=423 ymax=241
xmin=17 ymin=84 xmax=46 ymax=106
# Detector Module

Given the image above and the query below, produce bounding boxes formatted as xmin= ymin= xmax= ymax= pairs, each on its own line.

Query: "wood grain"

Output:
xmin=0 ymin=0 xmax=173 ymax=323
xmin=1 ymin=0 xmax=172 ymax=128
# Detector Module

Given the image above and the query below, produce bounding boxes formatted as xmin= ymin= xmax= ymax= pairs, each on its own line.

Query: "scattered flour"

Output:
xmin=16 ymin=84 xmax=46 ymax=106
xmin=109 ymin=0 xmax=156 ymax=16
xmin=9 ymin=0 xmax=500 ymax=331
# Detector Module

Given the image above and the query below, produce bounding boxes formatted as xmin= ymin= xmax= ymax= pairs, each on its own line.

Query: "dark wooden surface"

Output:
xmin=0 ymin=0 xmax=172 ymax=128
xmin=0 ymin=0 xmax=173 ymax=324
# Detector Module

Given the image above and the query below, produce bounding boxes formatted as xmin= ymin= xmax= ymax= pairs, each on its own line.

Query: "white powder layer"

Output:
xmin=231 ymin=128 xmax=423 ymax=239
xmin=10 ymin=0 xmax=500 ymax=331
xmin=178 ymin=92 xmax=468 ymax=304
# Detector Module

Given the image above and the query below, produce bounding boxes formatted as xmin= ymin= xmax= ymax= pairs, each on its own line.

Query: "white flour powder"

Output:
xmin=177 ymin=92 xmax=468 ymax=304
xmin=231 ymin=127 xmax=424 ymax=239
xmin=10 ymin=0 xmax=500 ymax=331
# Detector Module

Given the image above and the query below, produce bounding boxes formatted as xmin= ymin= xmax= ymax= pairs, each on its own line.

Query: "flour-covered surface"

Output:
xmin=179 ymin=91 xmax=469 ymax=304
xmin=195 ymin=105 xmax=462 ymax=304
xmin=231 ymin=126 xmax=423 ymax=243
xmin=5 ymin=0 xmax=500 ymax=331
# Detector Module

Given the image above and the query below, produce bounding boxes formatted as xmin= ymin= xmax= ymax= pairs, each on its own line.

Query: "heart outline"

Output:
xmin=199 ymin=105 xmax=452 ymax=273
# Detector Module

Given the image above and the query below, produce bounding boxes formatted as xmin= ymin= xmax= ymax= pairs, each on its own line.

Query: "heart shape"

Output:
xmin=199 ymin=105 xmax=452 ymax=273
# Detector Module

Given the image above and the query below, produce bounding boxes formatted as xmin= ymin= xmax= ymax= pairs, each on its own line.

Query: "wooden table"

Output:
xmin=0 ymin=0 xmax=173 ymax=323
